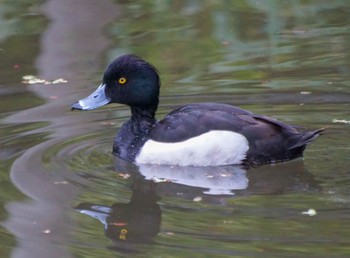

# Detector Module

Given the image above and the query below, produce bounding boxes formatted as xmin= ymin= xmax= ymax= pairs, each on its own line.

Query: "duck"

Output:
xmin=72 ymin=54 xmax=323 ymax=167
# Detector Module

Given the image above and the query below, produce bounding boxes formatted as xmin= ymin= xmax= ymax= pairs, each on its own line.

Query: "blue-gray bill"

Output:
xmin=71 ymin=84 xmax=111 ymax=110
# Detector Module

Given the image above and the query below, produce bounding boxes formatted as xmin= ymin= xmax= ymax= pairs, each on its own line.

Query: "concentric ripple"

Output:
xmin=3 ymin=93 xmax=350 ymax=257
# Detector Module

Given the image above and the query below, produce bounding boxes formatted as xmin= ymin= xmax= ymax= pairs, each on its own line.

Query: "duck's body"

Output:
xmin=72 ymin=55 xmax=323 ymax=167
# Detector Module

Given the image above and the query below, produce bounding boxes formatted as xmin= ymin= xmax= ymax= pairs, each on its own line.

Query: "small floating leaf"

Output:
xmin=151 ymin=177 xmax=173 ymax=183
xmin=193 ymin=196 xmax=202 ymax=202
xmin=301 ymin=209 xmax=317 ymax=216
xmin=52 ymin=78 xmax=68 ymax=84
xmin=332 ymin=119 xmax=350 ymax=124
xmin=118 ymin=173 xmax=130 ymax=179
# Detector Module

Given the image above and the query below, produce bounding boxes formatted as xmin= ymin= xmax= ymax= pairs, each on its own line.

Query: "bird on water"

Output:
xmin=72 ymin=54 xmax=323 ymax=167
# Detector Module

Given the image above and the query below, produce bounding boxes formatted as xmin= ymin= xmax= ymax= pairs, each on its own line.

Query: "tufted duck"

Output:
xmin=72 ymin=55 xmax=323 ymax=166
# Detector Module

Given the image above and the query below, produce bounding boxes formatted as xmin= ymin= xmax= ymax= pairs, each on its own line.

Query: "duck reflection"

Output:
xmin=75 ymin=175 xmax=160 ymax=244
xmin=115 ymin=158 xmax=321 ymax=199
xmin=75 ymin=158 xmax=320 ymax=245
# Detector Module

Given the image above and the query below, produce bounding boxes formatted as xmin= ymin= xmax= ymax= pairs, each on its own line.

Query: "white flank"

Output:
xmin=135 ymin=130 xmax=249 ymax=166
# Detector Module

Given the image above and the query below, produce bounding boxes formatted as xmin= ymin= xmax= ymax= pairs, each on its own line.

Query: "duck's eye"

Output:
xmin=118 ymin=77 xmax=127 ymax=85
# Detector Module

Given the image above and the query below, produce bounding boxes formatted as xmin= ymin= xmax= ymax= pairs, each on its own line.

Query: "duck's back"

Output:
xmin=135 ymin=103 xmax=322 ymax=166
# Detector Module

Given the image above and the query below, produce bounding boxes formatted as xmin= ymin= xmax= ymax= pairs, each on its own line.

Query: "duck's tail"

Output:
xmin=289 ymin=128 xmax=325 ymax=150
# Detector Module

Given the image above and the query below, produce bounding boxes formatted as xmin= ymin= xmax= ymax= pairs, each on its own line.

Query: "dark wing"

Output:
xmin=149 ymin=103 xmax=323 ymax=164
xmin=149 ymin=103 xmax=292 ymax=143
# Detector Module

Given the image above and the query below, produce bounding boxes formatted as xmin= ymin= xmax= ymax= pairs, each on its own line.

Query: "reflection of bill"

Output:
xmin=75 ymin=178 xmax=161 ymax=244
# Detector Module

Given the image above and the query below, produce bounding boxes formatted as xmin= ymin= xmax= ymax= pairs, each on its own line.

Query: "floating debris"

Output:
xmin=118 ymin=173 xmax=130 ymax=179
xmin=100 ymin=121 xmax=116 ymax=126
xmin=22 ymin=75 xmax=68 ymax=85
xmin=301 ymin=209 xmax=317 ymax=216
xmin=53 ymin=181 xmax=68 ymax=185
xmin=300 ymin=91 xmax=311 ymax=95
xmin=41 ymin=229 xmax=51 ymax=234
xmin=22 ymin=75 xmax=46 ymax=84
xmin=151 ymin=177 xmax=173 ymax=183
xmin=193 ymin=196 xmax=202 ymax=202
xmin=52 ymin=78 xmax=68 ymax=84
xmin=332 ymin=119 xmax=350 ymax=124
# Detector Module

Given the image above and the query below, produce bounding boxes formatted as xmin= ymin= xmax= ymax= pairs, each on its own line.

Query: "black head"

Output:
xmin=72 ymin=55 xmax=160 ymax=111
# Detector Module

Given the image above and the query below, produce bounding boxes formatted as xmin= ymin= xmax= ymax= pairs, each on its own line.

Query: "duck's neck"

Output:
xmin=130 ymin=106 xmax=157 ymax=134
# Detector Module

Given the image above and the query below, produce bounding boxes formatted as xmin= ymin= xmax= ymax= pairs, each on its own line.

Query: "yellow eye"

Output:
xmin=118 ymin=77 xmax=127 ymax=85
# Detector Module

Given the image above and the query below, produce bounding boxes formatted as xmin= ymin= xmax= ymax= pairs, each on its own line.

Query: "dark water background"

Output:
xmin=0 ymin=1 xmax=350 ymax=257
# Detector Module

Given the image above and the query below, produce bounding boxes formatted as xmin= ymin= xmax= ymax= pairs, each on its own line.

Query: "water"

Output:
xmin=1 ymin=1 xmax=350 ymax=257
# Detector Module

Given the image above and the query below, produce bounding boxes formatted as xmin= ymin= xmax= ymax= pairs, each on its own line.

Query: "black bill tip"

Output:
xmin=71 ymin=102 xmax=83 ymax=111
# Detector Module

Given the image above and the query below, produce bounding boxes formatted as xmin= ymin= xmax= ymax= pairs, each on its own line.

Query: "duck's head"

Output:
xmin=72 ymin=55 xmax=160 ymax=111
